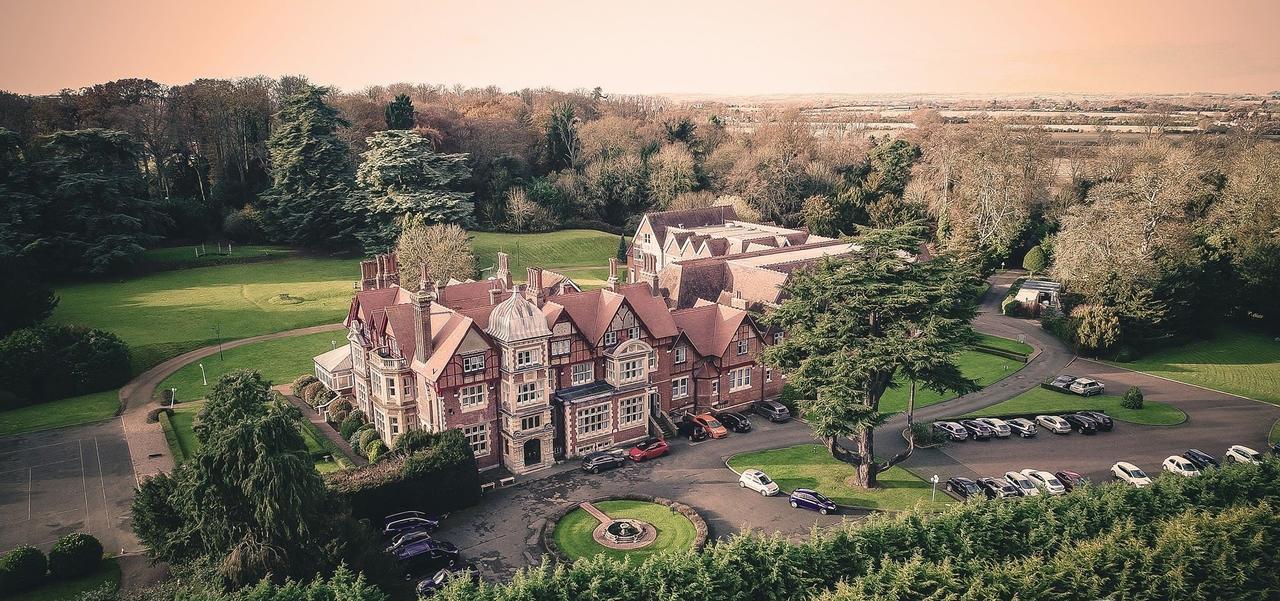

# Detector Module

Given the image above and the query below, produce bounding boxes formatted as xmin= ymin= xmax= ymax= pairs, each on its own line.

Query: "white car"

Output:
xmin=1003 ymin=470 xmax=1040 ymax=496
xmin=1225 ymin=445 xmax=1262 ymax=465
xmin=1111 ymin=461 xmax=1153 ymax=487
xmin=1020 ymin=469 xmax=1067 ymax=495
xmin=976 ymin=417 xmax=1011 ymax=438
xmin=1068 ymin=378 xmax=1105 ymax=396
xmin=738 ymin=469 xmax=780 ymax=496
xmin=1035 ymin=415 xmax=1072 ymax=434
xmin=1162 ymin=455 xmax=1201 ymax=477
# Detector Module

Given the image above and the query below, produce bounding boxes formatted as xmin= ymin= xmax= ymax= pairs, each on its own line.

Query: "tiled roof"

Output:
xmin=645 ymin=205 xmax=738 ymax=247
xmin=671 ymin=301 xmax=749 ymax=358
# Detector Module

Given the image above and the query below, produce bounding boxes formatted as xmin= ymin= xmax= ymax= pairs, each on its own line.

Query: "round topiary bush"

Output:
xmin=223 ymin=207 xmax=265 ymax=243
xmin=48 ymin=533 xmax=103 ymax=579
xmin=332 ymin=398 xmax=353 ymax=414
xmin=366 ymin=439 xmax=387 ymax=462
xmin=0 ymin=545 xmax=47 ymax=593
xmin=301 ymin=381 xmax=326 ymax=405
xmin=340 ymin=414 xmax=366 ymax=439
xmin=1122 ymin=386 xmax=1144 ymax=410
xmin=291 ymin=374 xmax=318 ymax=397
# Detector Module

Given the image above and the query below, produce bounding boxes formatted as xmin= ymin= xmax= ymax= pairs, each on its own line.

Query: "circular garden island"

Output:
xmin=550 ymin=498 xmax=702 ymax=562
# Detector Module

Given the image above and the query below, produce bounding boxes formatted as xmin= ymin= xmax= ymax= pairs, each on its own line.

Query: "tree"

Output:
xmin=762 ymin=225 xmax=979 ymax=487
xmin=1023 ymin=245 xmax=1047 ymax=275
xmin=1072 ymin=304 xmax=1120 ymax=352
xmin=384 ymin=93 xmax=415 ymax=130
xmin=546 ymin=103 xmax=582 ymax=171
xmin=647 ymin=144 xmax=697 ymax=208
xmin=0 ymin=256 xmax=58 ymax=337
xmin=0 ymin=324 xmax=131 ymax=407
xmin=503 ymin=187 xmax=551 ymax=232
xmin=394 ymin=221 xmax=476 ymax=284
xmin=355 ymin=129 xmax=473 ymax=249
xmin=259 ymin=85 xmax=361 ymax=247
xmin=616 ymin=234 xmax=628 ymax=264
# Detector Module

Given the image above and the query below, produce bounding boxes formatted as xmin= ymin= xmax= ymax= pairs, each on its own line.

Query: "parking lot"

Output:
xmin=929 ymin=360 xmax=1280 ymax=485
xmin=0 ymin=419 xmax=139 ymax=554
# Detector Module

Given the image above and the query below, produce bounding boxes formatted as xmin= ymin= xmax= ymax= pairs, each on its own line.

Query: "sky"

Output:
xmin=2 ymin=0 xmax=1278 ymax=96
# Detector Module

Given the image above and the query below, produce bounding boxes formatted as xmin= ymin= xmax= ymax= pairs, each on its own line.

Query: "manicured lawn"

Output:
xmin=9 ymin=558 xmax=120 ymax=601
xmin=976 ymin=333 xmax=1033 ymax=356
xmin=963 ymin=386 xmax=1186 ymax=425
xmin=0 ymin=390 xmax=121 ymax=437
xmin=141 ymin=245 xmax=295 ymax=270
xmin=472 ymin=230 xmax=618 ymax=289
xmin=727 ymin=445 xmax=953 ymax=511
xmin=878 ymin=349 xmax=1025 ymax=414
xmin=157 ymin=330 xmax=343 ymax=403
xmin=552 ymin=500 xmax=697 ymax=562
xmin=1112 ymin=326 xmax=1280 ymax=406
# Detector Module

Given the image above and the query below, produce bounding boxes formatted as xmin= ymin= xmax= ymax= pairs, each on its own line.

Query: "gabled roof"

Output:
xmin=671 ymin=301 xmax=751 ymax=358
xmin=314 ymin=345 xmax=352 ymax=372
xmin=437 ymin=279 xmax=504 ymax=310
xmin=643 ymin=205 xmax=738 ymax=247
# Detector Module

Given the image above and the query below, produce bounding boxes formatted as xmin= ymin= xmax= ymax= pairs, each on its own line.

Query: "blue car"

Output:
xmin=788 ymin=488 xmax=837 ymax=515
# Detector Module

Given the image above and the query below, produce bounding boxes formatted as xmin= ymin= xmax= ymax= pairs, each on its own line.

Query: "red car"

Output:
xmin=628 ymin=437 xmax=669 ymax=461
xmin=691 ymin=413 xmax=730 ymax=439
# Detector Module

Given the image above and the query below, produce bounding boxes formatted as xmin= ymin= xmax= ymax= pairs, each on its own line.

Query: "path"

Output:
xmin=118 ymin=323 xmax=345 ymax=484
xmin=578 ymin=501 xmax=610 ymax=523
xmin=276 ymin=387 xmax=367 ymax=467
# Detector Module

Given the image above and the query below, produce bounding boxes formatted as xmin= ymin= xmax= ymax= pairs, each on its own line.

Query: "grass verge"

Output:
xmin=727 ymin=444 xmax=953 ymax=511
xmin=962 ymin=386 xmax=1186 ymax=426
xmin=0 ymin=390 xmax=122 ymax=437
xmin=879 ymin=349 xmax=1025 ymax=414
xmin=1110 ymin=325 xmax=1280 ymax=406
xmin=552 ymin=500 xmax=697 ymax=562
xmin=976 ymin=333 xmax=1033 ymax=357
xmin=157 ymin=331 xmax=343 ymax=403
xmin=9 ymin=557 xmax=120 ymax=601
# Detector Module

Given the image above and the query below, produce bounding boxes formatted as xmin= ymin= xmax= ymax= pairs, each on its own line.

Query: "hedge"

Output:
xmin=326 ymin=429 xmax=480 ymax=521
xmin=0 ymin=325 xmax=132 ymax=409
xmin=48 ymin=533 xmax=103 ymax=579
xmin=0 ymin=545 xmax=47 ymax=593
xmin=290 ymin=374 xmax=318 ymax=397
xmin=159 ymin=411 xmax=189 ymax=461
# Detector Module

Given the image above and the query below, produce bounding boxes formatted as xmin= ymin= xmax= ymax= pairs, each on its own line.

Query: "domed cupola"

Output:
xmin=485 ymin=289 xmax=552 ymax=343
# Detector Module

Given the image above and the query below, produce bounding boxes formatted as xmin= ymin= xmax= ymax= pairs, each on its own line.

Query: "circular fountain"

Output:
xmin=603 ymin=519 xmax=646 ymax=544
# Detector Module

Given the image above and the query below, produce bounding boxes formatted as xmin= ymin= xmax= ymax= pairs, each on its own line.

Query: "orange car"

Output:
xmin=691 ymin=413 xmax=729 ymax=439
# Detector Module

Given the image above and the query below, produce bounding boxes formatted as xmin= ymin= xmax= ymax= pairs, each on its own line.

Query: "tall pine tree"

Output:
xmin=355 ymin=129 xmax=473 ymax=250
xmin=384 ymin=93 xmax=415 ymax=130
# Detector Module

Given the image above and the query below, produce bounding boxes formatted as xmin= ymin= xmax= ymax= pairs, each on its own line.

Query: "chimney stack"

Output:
xmin=359 ymin=259 xmax=378 ymax=290
xmin=488 ymin=281 xmax=503 ymax=305
xmin=382 ymin=253 xmax=400 ymax=286
xmin=495 ymin=252 xmax=511 ymax=289
xmin=374 ymin=255 xmax=385 ymax=289
xmin=524 ymin=267 xmax=546 ymax=307
xmin=413 ymin=268 xmax=435 ymax=364
xmin=607 ymin=258 xmax=619 ymax=291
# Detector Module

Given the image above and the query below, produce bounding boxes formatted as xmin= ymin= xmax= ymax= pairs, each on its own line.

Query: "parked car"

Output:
xmin=959 ymin=419 xmax=996 ymax=440
xmin=978 ymin=477 xmax=1022 ymax=499
xmin=1111 ymin=462 xmax=1153 ymax=487
xmin=1020 ymin=469 xmax=1067 ymax=495
xmin=417 ymin=563 xmax=479 ymax=597
xmin=675 ymin=421 xmax=709 ymax=442
xmin=628 ymin=437 xmax=670 ymax=461
xmin=1004 ymin=470 xmax=1040 ymax=496
xmin=738 ymin=469 xmax=780 ymax=496
xmin=975 ymin=417 xmax=1012 ymax=438
xmin=393 ymin=538 xmax=459 ymax=575
xmin=754 ymin=400 xmax=792 ymax=423
xmin=945 ymin=476 xmax=983 ymax=501
xmin=714 ymin=411 xmax=752 ymax=433
xmin=1006 ymin=417 xmax=1038 ymax=438
xmin=582 ymin=451 xmax=627 ymax=473
xmin=1048 ymin=374 xmax=1078 ymax=392
xmin=1225 ymin=444 xmax=1263 ymax=465
xmin=1062 ymin=413 xmax=1099 ymax=434
xmin=932 ymin=421 xmax=969 ymax=442
xmin=386 ymin=529 xmax=433 ymax=554
xmin=689 ymin=413 xmax=730 ymax=438
xmin=385 ymin=510 xmax=439 ymax=527
xmin=1273 ymin=441 xmax=1280 ymax=456
xmin=1183 ymin=448 xmax=1221 ymax=470
xmin=1054 ymin=470 xmax=1089 ymax=492
xmin=1162 ymin=455 xmax=1201 ymax=477
xmin=788 ymin=488 xmax=837 ymax=514
xmin=1076 ymin=410 xmax=1114 ymax=431
xmin=384 ymin=516 xmax=440 ymax=538
xmin=1035 ymin=415 xmax=1072 ymax=434
xmin=1069 ymin=378 xmax=1105 ymax=396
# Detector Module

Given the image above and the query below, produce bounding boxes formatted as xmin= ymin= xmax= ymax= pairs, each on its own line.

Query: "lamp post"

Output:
xmin=198 ymin=363 xmax=207 ymax=386
xmin=930 ymin=474 xmax=940 ymax=502
xmin=170 ymin=388 xmax=177 ymax=409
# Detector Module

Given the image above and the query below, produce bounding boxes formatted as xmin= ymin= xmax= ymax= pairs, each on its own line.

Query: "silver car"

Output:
xmin=976 ymin=417 xmax=1011 ymax=438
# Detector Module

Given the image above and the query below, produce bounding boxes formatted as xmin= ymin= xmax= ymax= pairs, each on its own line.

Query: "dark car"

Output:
xmin=978 ymin=477 xmax=1022 ymax=499
xmin=788 ymin=488 xmax=837 ymax=515
xmin=1183 ymin=448 xmax=1221 ymax=470
xmin=714 ymin=411 xmax=752 ymax=433
xmin=754 ymin=400 xmax=792 ymax=423
xmin=1076 ymin=411 xmax=1114 ymax=431
xmin=932 ymin=421 xmax=968 ymax=442
xmin=1006 ymin=418 xmax=1038 ymax=438
xmin=676 ymin=421 xmax=709 ymax=442
xmin=394 ymin=538 xmax=459 ymax=575
xmin=945 ymin=476 xmax=983 ymax=500
xmin=383 ymin=516 xmax=441 ymax=538
xmin=581 ymin=451 xmax=627 ymax=473
xmin=1062 ymin=413 xmax=1098 ymax=434
xmin=628 ymin=437 xmax=670 ymax=461
xmin=959 ymin=419 xmax=995 ymax=440
xmin=1049 ymin=375 xmax=1078 ymax=392
xmin=1054 ymin=470 xmax=1089 ymax=492
xmin=385 ymin=510 xmax=438 ymax=526
xmin=416 ymin=563 xmax=480 ymax=597
xmin=1273 ymin=441 xmax=1280 ymax=456
xmin=386 ymin=529 xmax=433 ymax=554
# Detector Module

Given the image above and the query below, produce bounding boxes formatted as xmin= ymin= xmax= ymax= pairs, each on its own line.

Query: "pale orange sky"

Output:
xmin=2 ymin=0 xmax=1278 ymax=95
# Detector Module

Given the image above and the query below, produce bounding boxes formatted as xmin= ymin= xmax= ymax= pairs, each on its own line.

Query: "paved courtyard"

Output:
xmin=0 ymin=419 xmax=139 ymax=554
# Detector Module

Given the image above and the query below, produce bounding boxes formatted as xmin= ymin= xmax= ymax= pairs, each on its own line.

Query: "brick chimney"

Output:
xmin=413 ymin=263 xmax=435 ymax=364
xmin=488 ymin=280 xmax=503 ymax=305
xmin=524 ymin=267 xmax=546 ymax=307
xmin=643 ymin=254 xmax=660 ymax=297
xmin=607 ymin=258 xmax=619 ymax=291
xmin=382 ymin=253 xmax=400 ymax=287
xmin=359 ymin=259 xmax=378 ymax=290
xmin=495 ymin=252 xmax=511 ymax=289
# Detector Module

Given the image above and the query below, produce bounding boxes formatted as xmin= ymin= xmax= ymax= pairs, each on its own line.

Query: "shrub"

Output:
xmin=0 ymin=325 xmax=131 ymax=409
xmin=146 ymin=407 xmax=173 ymax=423
xmin=0 ymin=545 xmax=47 ymax=593
xmin=328 ymin=409 xmax=349 ymax=425
xmin=222 ymin=207 xmax=265 ymax=243
xmin=910 ymin=422 xmax=946 ymax=446
xmin=365 ymin=439 xmax=387 ymax=462
xmin=332 ymin=398 xmax=353 ymax=414
xmin=48 ymin=533 xmax=103 ymax=579
xmin=301 ymin=381 xmax=326 ymax=405
xmin=340 ymin=413 xmax=367 ymax=439
xmin=1022 ymin=244 xmax=1047 ymax=275
xmin=290 ymin=374 xmax=318 ymax=397
xmin=314 ymin=387 xmax=336 ymax=406
xmin=1001 ymin=296 xmax=1023 ymax=316
xmin=357 ymin=429 xmax=380 ymax=452
xmin=1123 ymin=386 xmax=1145 ymax=409
xmin=327 ymin=429 xmax=480 ymax=521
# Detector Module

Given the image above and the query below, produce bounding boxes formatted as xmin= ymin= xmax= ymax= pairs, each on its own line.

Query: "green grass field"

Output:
xmin=473 ymin=230 xmax=619 ymax=289
xmin=9 ymin=558 xmax=120 ymax=601
xmin=728 ymin=445 xmax=953 ymax=511
xmin=976 ymin=333 xmax=1033 ymax=356
xmin=163 ymin=399 xmax=347 ymax=471
xmin=0 ymin=390 xmax=121 ymax=437
xmin=878 ymin=349 xmax=1025 ymax=414
xmin=141 ymin=245 xmax=295 ymax=270
xmin=963 ymin=386 xmax=1186 ymax=426
xmin=1113 ymin=326 xmax=1280 ymax=406
xmin=157 ymin=330 xmax=343 ymax=403
xmin=552 ymin=500 xmax=697 ymax=562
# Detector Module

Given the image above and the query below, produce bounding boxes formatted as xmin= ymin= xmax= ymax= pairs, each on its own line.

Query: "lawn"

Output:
xmin=158 ymin=330 xmax=343 ymax=403
xmin=0 ymin=390 xmax=121 ymax=437
xmin=552 ymin=500 xmax=697 ymax=562
xmin=976 ymin=333 xmax=1033 ymax=356
xmin=141 ymin=244 xmax=295 ymax=270
xmin=878 ymin=349 xmax=1025 ymax=414
xmin=1113 ymin=326 xmax=1280 ymax=406
xmin=727 ymin=445 xmax=953 ymax=511
xmin=9 ymin=558 xmax=120 ymax=601
xmin=472 ymin=229 xmax=618 ymax=289
xmin=1269 ymin=419 xmax=1280 ymax=445
xmin=962 ymin=386 xmax=1186 ymax=426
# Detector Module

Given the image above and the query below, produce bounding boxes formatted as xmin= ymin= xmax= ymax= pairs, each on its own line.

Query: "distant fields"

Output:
xmin=1113 ymin=326 xmax=1280 ymax=406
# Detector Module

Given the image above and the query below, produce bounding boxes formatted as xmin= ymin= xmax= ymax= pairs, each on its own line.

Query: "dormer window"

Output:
xmin=737 ymin=340 xmax=749 ymax=356
xmin=463 ymin=354 xmax=484 ymax=373
xmin=674 ymin=346 xmax=687 ymax=364
xmin=603 ymin=331 xmax=618 ymax=346
xmin=773 ymin=332 xmax=784 ymax=345
xmin=627 ymin=326 xmax=640 ymax=340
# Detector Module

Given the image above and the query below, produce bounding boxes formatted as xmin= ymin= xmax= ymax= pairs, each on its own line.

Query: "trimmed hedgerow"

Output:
xmin=326 ymin=429 xmax=479 ymax=521
xmin=48 ymin=533 xmax=103 ymax=579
